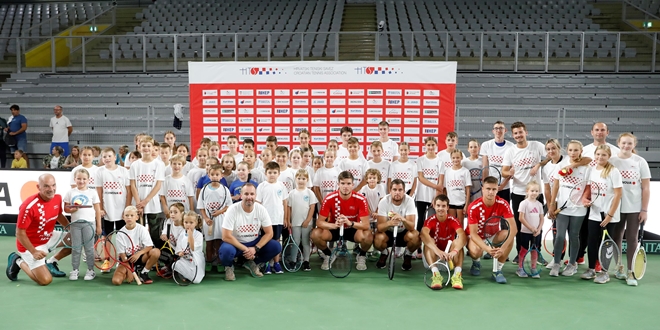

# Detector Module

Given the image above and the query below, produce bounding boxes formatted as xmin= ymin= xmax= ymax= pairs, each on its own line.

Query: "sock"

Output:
xmin=141 ymin=267 xmax=149 ymax=274
xmin=322 ymin=248 xmax=332 ymax=256
xmin=404 ymin=248 xmax=413 ymax=256
xmin=381 ymin=249 xmax=389 ymax=256
xmin=472 ymin=258 xmax=480 ymax=262
xmin=531 ymin=250 xmax=538 ymax=268
xmin=454 ymin=266 xmax=462 ymax=275
xmin=47 ymin=256 xmax=59 ymax=264
xmin=16 ymin=258 xmax=24 ymax=267
xmin=519 ymin=248 xmax=527 ymax=268
xmin=358 ymin=250 xmax=367 ymax=257
xmin=497 ymin=261 xmax=504 ymax=271
xmin=431 ymin=266 xmax=439 ymax=275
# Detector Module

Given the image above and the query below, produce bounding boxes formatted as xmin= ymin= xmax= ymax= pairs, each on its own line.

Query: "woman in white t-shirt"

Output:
xmin=582 ymin=145 xmax=622 ymax=284
xmin=462 ymin=139 xmax=482 ymax=204
xmin=540 ymin=139 xmax=564 ymax=268
xmin=610 ymin=133 xmax=651 ymax=286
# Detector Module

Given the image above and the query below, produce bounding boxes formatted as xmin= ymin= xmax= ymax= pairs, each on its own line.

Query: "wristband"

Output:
xmin=607 ymin=213 xmax=613 ymax=218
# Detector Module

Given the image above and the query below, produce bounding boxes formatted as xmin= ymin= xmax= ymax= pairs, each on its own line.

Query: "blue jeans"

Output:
xmin=219 ymin=237 xmax=281 ymax=267
xmin=10 ymin=135 xmax=27 ymax=153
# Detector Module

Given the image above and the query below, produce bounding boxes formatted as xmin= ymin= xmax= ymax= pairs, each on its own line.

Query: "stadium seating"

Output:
xmin=627 ymin=0 xmax=660 ymax=16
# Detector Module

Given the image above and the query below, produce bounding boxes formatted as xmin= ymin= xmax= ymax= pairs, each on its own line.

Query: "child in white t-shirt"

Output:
xmin=287 ymin=169 xmax=318 ymax=272
xmin=96 ymin=147 xmax=131 ymax=236
xmin=172 ymin=211 xmax=205 ymax=284
xmin=389 ymin=142 xmax=417 ymax=197
xmin=440 ymin=149 xmax=471 ymax=226
xmin=360 ymin=169 xmax=386 ymax=226
xmin=256 ymin=162 xmax=289 ymax=274
xmin=160 ymin=155 xmax=195 ymax=216
xmin=70 ymin=146 xmax=99 ymax=189
xmin=366 ymin=141 xmax=391 ymax=193
xmin=462 ymin=139 xmax=483 ymax=204
xmin=516 ymin=181 xmax=544 ymax=278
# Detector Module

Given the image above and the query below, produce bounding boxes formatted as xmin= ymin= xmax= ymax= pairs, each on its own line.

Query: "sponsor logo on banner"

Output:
xmin=312 ymin=90 xmax=327 ymax=96
xmin=275 ymin=127 xmax=290 ymax=133
xmin=405 ymin=99 xmax=420 ymax=106
xmin=294 ymin=117 xmax=308 ymax=124
xmin=424 ymin=109 xmax=439 ymax=115
xmin=312 ymin=99 xmax=327 ymax=105
xmin=203 ymin=90 xmax=218 ymax=96
xmin=240 ymin=127 xmax=254 ymax=133
xmin=239 ymin=99 xmax=254 ymax=105
xmin=330 ymin=127 xmax=341 ymax=133
xmin=367 ymin=90 xmax=383 ymax=96
xmin=330 ymin=118 xmax=344 ymax=124
xmin=239 ymin=108 xmax=254 ymax=114
xmin=367 ymin=127 xmax=379 ymax=133
xmin=368 ymin=117 xmax=381 ymax=124
xmin=204 ymin=99 xmax=218 ymax=105
xmin=390 ymin=127 xmax=401 ymax=134
xmin=257 ymin=136 xmax=267 ymax=142
xmin=312 ymin=127 xmax=327 ymax=134
xmin=312 ymin=108 xmax=327 ymax=114
xmin=405 ymin=118 xmax=420 ymax=125
xmin=220 ymin=118 xmax=234 ymax=124
xmin=239 ymin=118 xmax=254 ymax=124
xmin=349 ymin=89 xmax=364 ymax=96
xmin=367 ymin=136 xmax=378 ymax=142
xmin=405 ymin=127 xmax=420 ymax=134
xmin=330 ymin=108 xmax=346 ymax=114
xmin=405 ymin=90 xmax=421 ymax=96
xmin=274 ymin=99 xmax=290 ymax=105
xmin=353 ymin=127 xmax=363 ymax=133
xmin=348 ymin=118 xmax=364 ymax=124
xmin=423 ymin=128 xmax=438 ymax=134
xmin=367 ymin=108 xmax=383 ymax=114
xmin=220 ymin=99 xmax=235 ymax=105
xmin=257 ymin=99 xmax=272 ymax=105
xmin=330 ymin=89 xmax=346 ymax=96
xmin=238 ymin=90 xmax=253 ymax=96
xmin=241 ymin=67 xmax=284 ymax=75
xmin=387 ymin=90 xmax=402 ymax=96
xmin=423 ymin=118 xmax=439 ymax=125
xmin=275 ymin=90 xmax=290 ymax=96
xmin=205 ymin=135 xmax=219 ymax=142
xmin=349 ymin=108 xmax=364 ymax=114
xmin=293 ymin=90 xmax=309 ymax=96
xmin=387 ymin=118 xmax=402 ymax=125
xmin=221 ymin=127 xmax=235 ymax=133
xmin=312 ymin=118 xmax=327 ymax=124
xmin=312 ymin=136 xmax=326 ymax=142
xmin=354 ymin=66 xmax=403 ymax=75
xmin=411 ymin=146 xmax=420 ymax=153
xmin=221 ymin=90 xmax=235 ymax=96
xmin=330 ymin=99 xmax=346 ymax=105
xmin=293 ymin=108 xmax=308 ymax=114
xmin=204 ymin=126 xmax=219 ymax=133
xmin=293 ymin=99 xmax=308 ymax=105
xmin=424 ymin=90 xmax=440 ymax=97
xmin=257 ymin=117 xmax=272 ymax=124
xmin=275 ymin=117 xmax=289 ymax=124
xmin=349 ymin=99 xmax=364 ymax=105
xmin=221 ymin=108 xmax=236 ymax=114
xmin=277 ymin=136 xmax=290 ymax=142
xmin=257 ymin=127 xmax=272 ymax=133
xmin=257 ymin=90 xmax=272 ymax=96
xmin=203 ymin=118 xmax=219 ymax=124
xmin=405 ymin=108 xmax=420 ymax=115
xmin=203 ymin=108 xmax=218 ymax=115
xmin=424 ymin=99 xmax=440 ymax=106
xmin=368 ymin=99 xmax=383 ymax=105
xmin=405 ymin=136 xmax=420 ymax=143
xmin=275 ymin=108 xmax=290 ymax=114
xmin=387 ymin=99 xmax=401 ymax=105
xmin=256 ymin=108 xmax=271 ymax=114
xmin=391 ymin=137 xmax=401 ymax=142
xmin=386 ymin=108 xmax=402 ymax=115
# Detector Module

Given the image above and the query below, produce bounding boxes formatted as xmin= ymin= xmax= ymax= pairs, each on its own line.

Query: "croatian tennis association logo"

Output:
xmin=355 ymin=66 xmax=403 ymax=75
xmin=240 ymin=67 xmax=285 ymax=75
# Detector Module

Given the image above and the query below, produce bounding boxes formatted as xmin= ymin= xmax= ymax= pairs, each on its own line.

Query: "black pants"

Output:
xmin=102 ymin=219 xmax=126 ymax=236
xmin=415 ymin=201 xmax=432 ymax=231
xmin=497 ymin=188 xmax=510 ymax=202
xmin=0 ymin=140 xmax=7 ymax=168
xmin=511 ymin=193 xmax=544 ymax=254
xmin=145 ymin=213 xmax=165 ymax=248
xmin=577 ymin=208 xmax=590 ymax=260
xmin=587 ymin=216 xmax=617 ymax=269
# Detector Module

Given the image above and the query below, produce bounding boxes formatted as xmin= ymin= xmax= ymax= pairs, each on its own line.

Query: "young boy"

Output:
xmin=368 ymin=121 xmax=399 ymax=162
xmin=195 ymin=156 xmax=219 ymax=199
xmin=187 ymin=147 xmax=209 ymax=191
xmin=336 ymin=126 xmax=353 ymax=162
xmin=244 ymin=149 xmax=266 ymax=184
xmin=265 ymin=136 xmax=278 ymax=153
xmin=91 ymin=146 xmax=102 ymax=166
xmin=243 ymin=138 xmax=263 ymax=169
xmin=226 ymin=135 xmax=243 ymax=164
xmin=96 ymin=147 xmax=132 ymax=238
xmin=366 ymin=141 xmax=391 ymax=192
xmin=275 ymin=146 xmax=295 ymax=193
xmin=338 ymin=137 xmax=368 ymax=189
xmin=192 ymin=138 xmax=211 ymax=166
xmin=197 ymin=164 xmax=231 ymax=273
xmin=129 ymin=136 xmax=165 ymax=248
xmin=111 ymin=206 xmax=161 ymax=285
xmin=256 ymin=161 xmax=289 ymax=274
xmin=159 ymin=143 xmax=173 ymax=177
xmin=437 ymin=132 xmax=465 ymax=172
xmin=312 ymin=150 xmax=339 ymax=204
xmin=160 ymin=155 xmax=195 ymax=216
xmin=11 ymin=150 xmax=27 ymax=168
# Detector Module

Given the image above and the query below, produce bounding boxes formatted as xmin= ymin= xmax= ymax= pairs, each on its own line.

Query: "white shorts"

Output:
xmin=202 ymin=215 xmax=224 ymax=241
xmin=173 ymin=258 xmax=204 ymax=284
xmin=19 ymin=231 xmax=62 ymax=270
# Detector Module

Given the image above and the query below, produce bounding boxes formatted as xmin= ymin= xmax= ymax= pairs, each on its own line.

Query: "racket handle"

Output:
xmin=552 ymin=208 xmax=561 ymax=216
xmin=133 ymin=271 xmax=142 ymax=285
xmin=492 ymin=256 xmax=498 ymax=273
xmin=392 ymin=226 xmax=398 ymax=238
xmin=339 ymin=225 xmax=344 ymax=236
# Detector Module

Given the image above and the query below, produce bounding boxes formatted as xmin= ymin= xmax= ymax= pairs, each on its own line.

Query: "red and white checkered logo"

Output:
xmin=104 ymin=182 xmax=120 ymax=190
xmin=448 ymin=179 xmax=463 ymax=188
xmin=168 ymin=190 xmax=184 ymax=198
xmin=207 ymin=201 xmax=221 ymax=211
xmin=138 ymin=174 xmax=154 ymax=183
xmin=422 ymin=168 xmax=438 ymax=178
xmin=515 ymin=157 xmax=534 ymax=168
xmin=489 ymin=155 xmax=503 ymax=164
xmin=321 ymin=180 xmax=336 ymax=189
xmin=238 ymin=224 xmax=259 ymax=233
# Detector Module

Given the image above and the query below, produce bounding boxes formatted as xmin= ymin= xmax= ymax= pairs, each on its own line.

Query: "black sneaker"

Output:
xmin=376 ymin=253 xmax=388 ymax=269
xmin=302 ymin=261 xmax=311 ymax=272
xmin=511 ymin=256 xmax=519 ymax=264
xmin=46 ymin=261 xmax=66 ymax=277
xmin=401 ymin=255 xmax=412 ymax=271
xmin=483 ymin=253 xmax=492 ymax=260
xmin=6 ymin=252 xmax=20 ymax=281
xmin=139 ymin=271 xmax=153 ymax=284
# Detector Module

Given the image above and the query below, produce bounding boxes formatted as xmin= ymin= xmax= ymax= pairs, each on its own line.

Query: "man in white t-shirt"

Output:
xmin=219 ymin=183 xmax=282 ymax=281
xmin=480 ymin=120 xmax=515 ymax=201
xmin=49 ymin=105 xmax=73 ymax=156
xmin=502 ymin=122 xmax=545 ymax=260
xmin=582 ymin=122 xmax=620 ymax=166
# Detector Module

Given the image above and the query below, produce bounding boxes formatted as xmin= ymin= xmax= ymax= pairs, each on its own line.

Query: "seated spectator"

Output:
xmin=63 ymin=145 xmax=82 ymax=169
xmin=43 ymin=146 xmax=65 ymax=169
xmin=11 ymin=150 xmax=27 ymax=169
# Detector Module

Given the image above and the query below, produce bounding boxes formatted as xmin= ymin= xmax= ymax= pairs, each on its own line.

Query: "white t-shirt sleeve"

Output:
xmin=463 ymin=168 xmax=472 ymax=187
xmin=139 ymin=225 xmax=154 ymax=247
xmin=221 ymin=206 xmax=236 ymax=231
xmin=258 ymin=204 xmax=273 ymax=228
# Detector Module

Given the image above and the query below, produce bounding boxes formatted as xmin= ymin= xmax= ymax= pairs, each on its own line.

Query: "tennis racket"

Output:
xmin=553 ymin=184 xmax=586 ymax=216
xmin=482 ymin=216 xmax=511 ymax=273
xmin=201 ymin=181 xmax=229 ymax=236
xmin=543 ymin=220 xmax=566 ymax=256
xmin=632 ymin=224 xmax=646 ymax=280
xmin=282 ymin=227 xmax=303 ymax=272
xmin=588 ymin=182 xmax=602 ymax=208
xmin=522 ymin=242 xmax=542 ymax=277
xmin=93 ymin=236 xmax=115 ymax=272
xmin=424 ymin=240 xmax=452 ymax=290
xmin=329 ymin=225 xmax=352 ymax=278
xmin=388 ymin=222 xmax=399 ymax=280
xmin=598 ymin=228 xmax=620 ymax=273
xmin=172 ymin=245 xmax=198 ymax=286
xmin=59 ymin=219 xmax=96 ymax=250
xmin=470 ymin=165 xmax=501 ymax=197
xmin=157 ymin=224 xmax=175 ymax=278
xmin=106 ymin=230 xmax=142 ymax=285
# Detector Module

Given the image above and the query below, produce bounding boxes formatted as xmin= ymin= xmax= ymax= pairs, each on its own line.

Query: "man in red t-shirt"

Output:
xmin=311 ymin=171 xmax=372 ymax=271
xmin=421 ymin=194 xmax=467 ymax=290
xmin=466 ymin=176 xmax=516 ymax=284
xmin=6 ymin=174 xmax=71 ymax=285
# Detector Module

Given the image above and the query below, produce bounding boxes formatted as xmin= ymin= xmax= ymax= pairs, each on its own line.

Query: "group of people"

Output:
xmin=5 ymin=120 xmax=650 ymax=290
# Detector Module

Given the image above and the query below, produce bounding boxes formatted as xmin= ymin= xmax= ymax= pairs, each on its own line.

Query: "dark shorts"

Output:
xmin=272 ymin=224 xmax=283 ymax=241
xmin=449 ymin=204 xmax=465 ymax=210
xmin=329 ymin=227 xmax=358 ymax=243
xmin=385 ymin=229 xmax=408 ymax=248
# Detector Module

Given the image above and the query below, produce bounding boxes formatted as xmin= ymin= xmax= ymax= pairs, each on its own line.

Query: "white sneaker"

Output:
xmin=594 ymin=271 xmax=610 ymax=284
xmin=580 ymin=269 xmax=597 ymax=280
xmin=69 ymin=269 xmax=79 ymax=281
xmin=626 ymin=271 xmax=638 ymax=286
xmin=562 ymin=263 xmax=578 ymax=276
xmin=549 ymin=264 xmax=560 ymax=277
xmin=321 ymin=253 xmax=336 ymax=270
xmin=614 ymin=265 xmax=626 ymax=280
xmin=84 ymin=269 xmax=96 ymax=281
xmin=356 ymin=255 xmax=367 ymax=271
xmin=546 ymin=258 xmax=555 ymax=269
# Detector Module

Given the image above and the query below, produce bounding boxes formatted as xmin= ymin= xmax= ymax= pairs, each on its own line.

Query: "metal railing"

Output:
xmin=1 ymin=30 xmax=659 ymax=73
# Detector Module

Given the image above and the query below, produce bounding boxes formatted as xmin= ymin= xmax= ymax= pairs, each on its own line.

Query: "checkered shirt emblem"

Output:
xmin=238 ymin=224 xmax=259 ymax=233
xmin=514 ymin=157 xmax=534 ymax=168
xmin=489 ymin=155 xmax=503 ymax=164
xmin=393 ymin=172 xmax=411 ymax=181
xmin=334 ymin=197 xmax=341 ymax=221
xmin=444 ymin=161 xmax=452 ymax=169
xmin=449 ymin=179 xmax=463 ymax=188
xmin=561 ymin=175 xmax=581 ymax=186
xmin=207 ymin=201 xmax=221 ymax=211
xmin=422 ymin=168 xmax=437 ymax=178
xmin=37 ymin=203 xmax=46 ymax=234
xmin=589 ymin=159 xmax=597 ymax=167
xmin=138 ymin=174 xmax=154 ymax=183
xmin=89 ymin=177 xmax=95 ymax=185
xmin=470 ymin=168 xmax=482 ymax=178
xmin=383 ymin=150 xmax=392 ymax=161
xmin=321 ymin=180 xmax=336 ymax=189
xmin=620 ymin=170 xmax=639 ymax=180
xmin=477 ymin=208 xmax=486 ymax=237
xmin=104 ymin=182 xmax=120 ymax=190
xmin=283 ymin=181 xmax=293 ymax=191
xmin=168 ymin=189 xmax=184 ymax=198
xmin=591 ymin=182 xmax=607 ymax=198
xmin=128 ymin=245 xmax=140 ymax=256
xmin=347 ymin=168 xmax=361 ymax=179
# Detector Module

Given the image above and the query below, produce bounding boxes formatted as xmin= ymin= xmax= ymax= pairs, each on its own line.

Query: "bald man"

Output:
xmin=6 ymin=174 xmax=71 ymax=285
